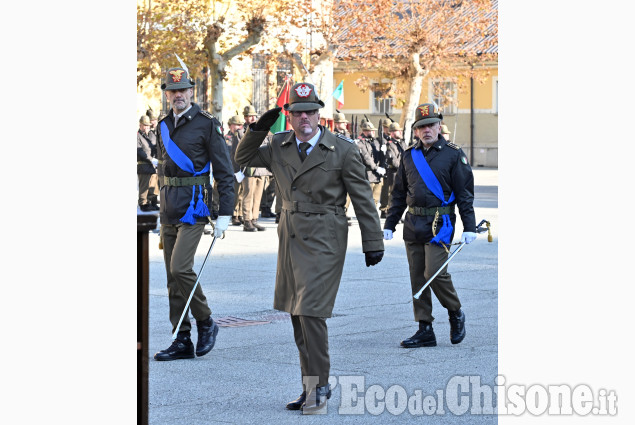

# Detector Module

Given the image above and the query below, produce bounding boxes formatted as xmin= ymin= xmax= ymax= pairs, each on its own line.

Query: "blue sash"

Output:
xmin=160 ymin=121 xmax=211 ymax=224
xmin=411 ymin=148 xmax=455 ymax=245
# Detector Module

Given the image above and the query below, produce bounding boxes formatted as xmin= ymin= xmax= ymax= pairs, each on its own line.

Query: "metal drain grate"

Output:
xmin=214 ymin=316 xmax=271 ymax=327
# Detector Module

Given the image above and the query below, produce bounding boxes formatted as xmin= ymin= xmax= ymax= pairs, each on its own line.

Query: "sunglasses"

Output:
xmin=290 ymin=110 xmax=318 ymax=117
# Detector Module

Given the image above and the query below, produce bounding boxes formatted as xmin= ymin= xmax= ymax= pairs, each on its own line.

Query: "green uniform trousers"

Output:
xmin=162 ymin=222 xmax=212 ymax=334
xmin=405 ymin=241 xmax=461 ymax=323
xmin=291 ymin=315 xmax=330 ymax=388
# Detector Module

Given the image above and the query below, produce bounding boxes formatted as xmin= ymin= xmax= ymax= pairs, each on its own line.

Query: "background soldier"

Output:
xmin=333 ymin=112 xmax=351 ymax=138
xmin=357 ymin=120 xmax=386 ymax=209
xmin=137 ymin=115 xmax=160 ymax=211
xmin=240 ymin=105 xmax=268 ymax=232
xmin=383 ymin=103 xmax=476 ymax=348
xmin=226 ymin=115 xmax=245 ymax=226
xmin=440 ymin=124 xmax=452 ymax=142
xmin=235 ymin=82 xmax=384 ymax=414
xmin=153 ymin=66 xmax=234 ymax=361
xmin=380 ymin=121 xmax=408 ymax=218
xmin=333 ymin=112 xmax=353 ymax=225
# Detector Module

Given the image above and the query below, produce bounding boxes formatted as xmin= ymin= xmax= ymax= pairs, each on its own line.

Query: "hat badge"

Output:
xmin=418 ymin=105 xmax=430 ymax=117
xmin=170 ymin=70 xmax=185 ymax=82
xmin=295 ymin=84 xmax=312 ymax=98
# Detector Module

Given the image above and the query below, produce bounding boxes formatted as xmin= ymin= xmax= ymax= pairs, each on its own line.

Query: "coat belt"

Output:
xmin=407 ymin=205 xmax=455 ymax=216
xmin=162 ymin=176 xmax=209 ymax=186
xmin=282 ymin=200 xmax=344 ymax=215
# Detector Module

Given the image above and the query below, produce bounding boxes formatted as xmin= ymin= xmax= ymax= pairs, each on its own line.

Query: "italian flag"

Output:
xmin=332 ymin=80 xmax=344 ymax=109
xmin=270 ymin=78 xmax=291 ymax=134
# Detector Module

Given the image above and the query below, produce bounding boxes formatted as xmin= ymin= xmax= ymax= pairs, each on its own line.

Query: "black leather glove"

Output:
xmin=252 ymin=107 xmax=282 ymax=132
xmin=365 ymin=250 xmax=384 ymax=267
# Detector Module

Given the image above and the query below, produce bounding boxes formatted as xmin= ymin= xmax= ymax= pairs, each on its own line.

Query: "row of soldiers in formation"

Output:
xmin=137 ymin=105 xmax=453 ymax=224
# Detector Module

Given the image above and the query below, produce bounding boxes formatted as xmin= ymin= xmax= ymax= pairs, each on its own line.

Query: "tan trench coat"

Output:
xmin=235 ymin=126 xmax=384 ymax=317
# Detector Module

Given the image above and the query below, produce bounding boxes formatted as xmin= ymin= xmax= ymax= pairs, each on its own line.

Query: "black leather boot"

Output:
xmin=275 ymin=213 xmax=280 ymax=224
xmin=251 ymin=220 xmax=266 ymax=231
xmin=448 ymin=309 xmax=466 ymax=344
xmin=302 ymin=384 xmax=332 ymax=414
xmin=286 ymin=391 xmax=306 ymax=410
xmin=196 ymin=317 xmax=219 ymax=356
xmin=231 ymin=215 xmax=242 ymax=226
xmin=154 ymin=332 xmax=195 ymax=361
xmin=400 ymin=322 xmax=437 ymax=348
xmin=243 ymin=220 xmax=256 ymax=232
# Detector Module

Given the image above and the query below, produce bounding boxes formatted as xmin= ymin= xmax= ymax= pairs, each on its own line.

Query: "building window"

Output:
xmin=372 ymin=82 xmax=394 ymax=114
xmin=252 ymin=54 xmax=268 ymax=115
xmin=429 ymin=79 xmax=457 ymax=115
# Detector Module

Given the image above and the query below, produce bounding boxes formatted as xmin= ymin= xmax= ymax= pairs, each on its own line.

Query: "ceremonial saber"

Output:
xmin=172 ymin=218 xmax=221 ymax=340
xmin=413 ymin=219 xmax=492 ymax=300
xmin=413 ymin=242 xmax=466 ymax=300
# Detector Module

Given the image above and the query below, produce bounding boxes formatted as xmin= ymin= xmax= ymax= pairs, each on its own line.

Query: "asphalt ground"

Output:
xmin=146 ymin=168 xmax=499 ymax=424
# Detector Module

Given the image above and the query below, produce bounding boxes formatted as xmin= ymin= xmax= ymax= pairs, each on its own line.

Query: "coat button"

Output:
xmin=305 ymin=212 xmax=310 ymax=217
xmin=290 ymin=233 xmax=295 ymax=238
xmin=302 ymin=235 xmax=308 ymax=240
xmin=292 ymin=186 xmax=297 ymax=190
xmin=307 ymin=190 xmax=312 ymax=194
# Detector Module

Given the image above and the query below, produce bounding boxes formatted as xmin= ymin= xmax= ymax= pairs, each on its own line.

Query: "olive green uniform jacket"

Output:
xmin=235 ymin=126 xmax=384 ymax=317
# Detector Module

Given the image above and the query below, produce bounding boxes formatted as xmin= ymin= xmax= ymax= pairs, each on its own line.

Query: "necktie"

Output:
xmin=299 ymin=142 xmax=311 ymax=162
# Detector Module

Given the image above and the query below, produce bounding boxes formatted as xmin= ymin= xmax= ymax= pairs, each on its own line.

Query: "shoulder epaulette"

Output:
xmin=447 ymin=142 xmax=460 ymax=150
xmin=200 ymin=110 xmax=215 ymax=120
xmin=335 ymin=133 xmax=355 ymax=143
xmin=405 ymin=144 xmax=415 ymax=151
xmin=275 ymin=130 xmax=291 ymax=135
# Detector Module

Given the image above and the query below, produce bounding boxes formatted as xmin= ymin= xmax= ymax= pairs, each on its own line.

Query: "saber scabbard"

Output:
xmin=413 ymin=242 xmax=466 ymax=300
xmin=171 ymin=219 xmax=220 ymax=341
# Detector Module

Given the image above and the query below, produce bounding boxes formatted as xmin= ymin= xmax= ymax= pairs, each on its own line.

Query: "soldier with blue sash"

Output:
xmin=383 ymin=103 xmax=476 ymax=348
xmin=153 ymin=65 xmax=235 ymax=361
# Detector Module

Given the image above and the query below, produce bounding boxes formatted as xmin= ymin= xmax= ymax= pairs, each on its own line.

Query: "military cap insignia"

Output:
xmin=295 ymin=84 xmax=312 ymax=97
xmin=447 ymin=142 xmax=460 ymax=150
xmin=169 ymin=69 xmax=185 ymax=82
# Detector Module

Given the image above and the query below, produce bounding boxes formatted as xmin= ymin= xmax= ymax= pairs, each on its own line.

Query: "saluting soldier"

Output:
xmin=235 ymin=82 xmax=384 ymax=414
xmin=383 ymin=103 xmax=476 ymax=348
xmin=153 ymin=65 xmax=234 ymax=361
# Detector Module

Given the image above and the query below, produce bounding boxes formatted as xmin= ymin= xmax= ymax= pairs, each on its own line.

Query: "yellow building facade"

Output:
xmin=333 ymin=63 xmax=498 ymax=167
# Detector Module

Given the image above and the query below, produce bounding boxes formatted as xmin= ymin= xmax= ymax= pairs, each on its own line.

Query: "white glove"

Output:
xmin=383 ymin=229 xmax=393 ymax=240
xmin=380 ymin=144 xmax=387 ymax=153
xmin=151 ymin=158 xmax=159 ymax=167
xmin=234 ymin=171 xmax=245 ymax=183
xmin=461 ymin=232 xmax=477 ymax=244
xmin=214 ymin=216 xmax=231 ymax=237
xmin=376 ymin=167 xmax=386 ymax=176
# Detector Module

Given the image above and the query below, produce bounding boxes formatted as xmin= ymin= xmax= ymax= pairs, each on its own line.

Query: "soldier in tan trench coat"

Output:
xmin=235 ymin=82 xmax=384 ymax=414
